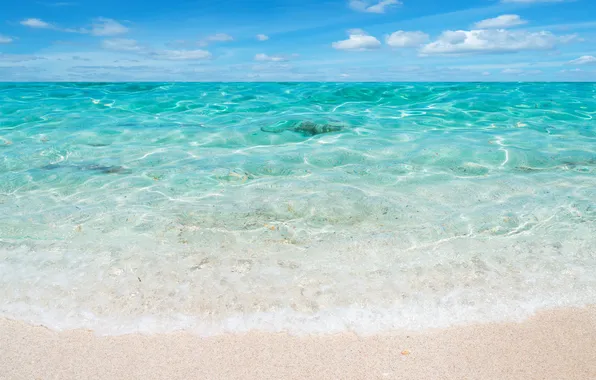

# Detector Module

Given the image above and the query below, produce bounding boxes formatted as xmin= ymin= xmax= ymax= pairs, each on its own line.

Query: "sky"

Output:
xmin=0 ymin=0 xmax=595 ymax=81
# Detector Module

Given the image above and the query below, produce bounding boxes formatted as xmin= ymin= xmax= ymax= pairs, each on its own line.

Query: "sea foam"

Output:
xmin=1 ymin=82 xmax=595 ymax=335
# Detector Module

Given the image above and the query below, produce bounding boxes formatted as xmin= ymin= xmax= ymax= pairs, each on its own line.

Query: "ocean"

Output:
xmin=0 ymin=82 xmax=595 ymax=335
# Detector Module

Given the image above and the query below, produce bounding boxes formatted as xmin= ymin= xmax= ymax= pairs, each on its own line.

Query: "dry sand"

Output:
xmin=1 ymin=306 xmax=595 ymax=380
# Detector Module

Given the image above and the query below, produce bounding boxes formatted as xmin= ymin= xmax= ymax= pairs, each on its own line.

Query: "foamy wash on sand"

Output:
xmin=0 ymin=83 xmax=595 ymax=335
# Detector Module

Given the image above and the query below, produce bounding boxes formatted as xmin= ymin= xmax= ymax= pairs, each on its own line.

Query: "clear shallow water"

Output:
xmin=0 ymin=82 xmax=595 ymax=335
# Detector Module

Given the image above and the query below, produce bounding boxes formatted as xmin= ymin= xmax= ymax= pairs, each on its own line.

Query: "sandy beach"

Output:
xmin=2 ymin=82 xmax=596 ymax=379
xmin=1 ymin=306 xmax=595 ymax=380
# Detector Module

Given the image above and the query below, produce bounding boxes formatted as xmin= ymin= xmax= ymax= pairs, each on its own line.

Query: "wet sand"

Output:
xmin=1 ymin=306 xmax=595 ymax=380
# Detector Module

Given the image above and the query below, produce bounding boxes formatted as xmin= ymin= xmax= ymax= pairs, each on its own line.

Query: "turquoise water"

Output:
xmin=1 ymin=82 xmax=595 ymax=335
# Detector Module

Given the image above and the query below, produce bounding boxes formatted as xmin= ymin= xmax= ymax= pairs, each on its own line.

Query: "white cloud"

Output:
xmin=257 ymin=34 xmax=269 ymax=41
xmin=47 ymin=2 xmax=76 ymax=6
xmin=19 ymin=17 xmax=86 ymax=33
xmin=474 ymin=14 xmax=527 ymax=29
xmin=153 ymin=49 xmax=212 ymax=60
xmin=0 ymin=35 xmax=13 ymax=44
xmin=568 ymin=55 xmax=596 ymax=65
xmin=99 ymin=38 xmax=212 ymax=61
xmin=199 ymin=33 xmax=233 ymax=46
xmin=20 ymin=17 xmax=126 ymax=35
xmin=420 ymin=29 xmax=576 ymax=55
xmin=205 ymin=33 xmax=233 ymax=42
xmin=332 ymin=29 xmax=381 ymax=51
xmin=101 ymin=39 xmax=142 ymax=52
xmin=21 ymin=18 xmax=52 ymax=28
xmin=560 ymin=68 xmax=583 ymax=73
xmin=251 ymin=63 xmax=291 ymax=72
xmin=38 ymin=2 xmax=77 ymax=6
xmin=254 ymin=53 xmax=287 ymax=62
xmin=501 ymin=0 xmax=566 ymax=3
xmin=386 ymin=31 xmax=429 ymax=47
xmin=349 ymin=0 xmax=401 ymax=13
xmin=502 ymin=68 xmax=542 ymax=75
xmin=0 ymin=53 xmax=45 ymax=62
xmin=91 ymin=18 xmax=128 ymax=36
xmin=63 ymin=27 xmax=86 ymax=33
xmin=558 ymin=34 xmax=581 ymax=43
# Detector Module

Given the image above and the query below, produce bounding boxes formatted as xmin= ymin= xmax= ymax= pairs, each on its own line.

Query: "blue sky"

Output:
xmin=0 ymin=0 xmax=595 ymax=81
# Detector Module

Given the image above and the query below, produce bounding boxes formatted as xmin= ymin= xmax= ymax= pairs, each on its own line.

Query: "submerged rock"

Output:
xmin=261 ymin=120 xmax=343 ymax=136
xmin=41 ymin=164 xmax=62 ymax=170
xmin=41 ymin=163 xmax=131 ymax=174
xmin=86 ymin=143 xmax=111 ymax=147
xmin=293 ymin=121 xmax=343 ymax=136
xmin=83 ymin=164 xmax=130 ymax=174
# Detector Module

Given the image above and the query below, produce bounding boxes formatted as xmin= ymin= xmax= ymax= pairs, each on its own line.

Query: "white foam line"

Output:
xmin=501 ymin=148 xmax=509 ymax=166
xmin=493 ymin=136 xmax=510 ymax=167
xmin=331 ymin=102 xmax=359 ymax=113
xmin=131 ymin=148 xmax=168 ymax=161
xmin=0 ymin=182 xmax=31 ymax=196
xmin=405 ymin=232 xmax=473 ymax=252
xmin=233 ymin=140 xmax=309 ymax=154
xmin=507 ymin=212 xmax=560 ymax=236
xmin=145 ymin=189 xmax=224 ymax=202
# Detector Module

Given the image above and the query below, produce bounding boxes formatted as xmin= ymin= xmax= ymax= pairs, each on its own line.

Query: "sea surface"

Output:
xmin=0 ymin=82 xmax=595 ymax=335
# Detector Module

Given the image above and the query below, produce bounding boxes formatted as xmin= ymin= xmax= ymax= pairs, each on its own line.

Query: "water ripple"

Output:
xmin=0 ymin=82 xmax=595 ymax=335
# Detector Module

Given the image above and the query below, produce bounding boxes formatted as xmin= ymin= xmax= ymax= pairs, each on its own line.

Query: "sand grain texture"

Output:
xmin=1 ymin=307 xmax=595 ymax=380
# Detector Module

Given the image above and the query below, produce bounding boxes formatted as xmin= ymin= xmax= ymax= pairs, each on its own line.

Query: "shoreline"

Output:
xmin=1 ymin=306 xmax=595 ymax=379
